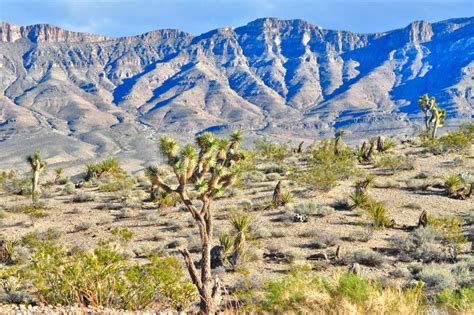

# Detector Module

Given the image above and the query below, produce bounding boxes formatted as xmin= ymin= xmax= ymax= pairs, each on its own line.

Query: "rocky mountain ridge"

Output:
xmin=0 ymin=17 xmax=472 ymax=168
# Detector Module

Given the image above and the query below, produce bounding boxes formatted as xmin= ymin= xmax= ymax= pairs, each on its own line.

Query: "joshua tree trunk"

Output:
xmin=32 ymin=170 xmax=39 ymax=204
xmin=272 ymin=180 xmax=283 ymax=207
xmin=180 ymin=197 xmax=220 ymax=314
xmin=297 ymin=141 xmax=304 ymax=154
xmin=431 ymin=123 xmax=438 ymax=139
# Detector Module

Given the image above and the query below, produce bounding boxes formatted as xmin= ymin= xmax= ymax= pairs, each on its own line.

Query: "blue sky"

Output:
xmin=0 ymin=0 xmax=473 ymax=36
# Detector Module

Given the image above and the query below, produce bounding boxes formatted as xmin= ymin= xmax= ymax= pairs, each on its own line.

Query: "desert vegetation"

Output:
xmin=0 ymin=120 xmax=473 ymax=313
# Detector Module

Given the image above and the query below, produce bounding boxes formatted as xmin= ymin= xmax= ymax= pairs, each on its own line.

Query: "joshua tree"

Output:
xmin=27 ymin=150 xmax=47 ymax=205
xmin=334 ymin=129 xmax=345 ymax=156
xmin=418 ymin=94 xmax=446 ymax=138
xmin=149 ymin=131 xmax=243 ymax=313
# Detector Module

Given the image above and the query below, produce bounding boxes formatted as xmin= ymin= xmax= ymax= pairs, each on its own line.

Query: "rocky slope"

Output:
xmin=0 ymin=17 xmax=472 ymax=168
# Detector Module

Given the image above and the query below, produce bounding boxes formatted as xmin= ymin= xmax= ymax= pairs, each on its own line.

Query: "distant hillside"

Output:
xmin=0 ymin=17 xmax=472 ymax=168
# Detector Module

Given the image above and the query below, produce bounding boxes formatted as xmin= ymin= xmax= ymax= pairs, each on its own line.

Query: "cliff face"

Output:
xmin=0 ymin=22 xmax=111 ymax=43
xmin=0 ymin=17 xmax=472 ymax=165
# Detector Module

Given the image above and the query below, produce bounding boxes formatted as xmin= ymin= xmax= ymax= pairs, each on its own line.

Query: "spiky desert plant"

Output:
xmin=27 ymin=150 xmax=47 ymax=205
xmin=349 ymin=191 xmax=369 ymax=209
xmin=365 ymin=201 xmax=392 ymax=229
xmin=150 ymin=131 xmax=244 ymax=313
xmin=54 ymin=168 xmax=64 ymax=184
xmin=230 ymin=213 xmax=251 ymax=268
xmin=444 ymin=175 xmax=462 ymax=197
xmin=218 ymin=233 xmax=234 ymax=256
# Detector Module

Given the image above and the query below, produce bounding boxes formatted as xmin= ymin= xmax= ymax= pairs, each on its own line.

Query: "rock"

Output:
xmin=349 ymin=262 xmax=362 ymax=275
xmin=307 ymin=252 xmax=329 ymax=261
xmin=293 ymin=213 xmax=309 ymax=223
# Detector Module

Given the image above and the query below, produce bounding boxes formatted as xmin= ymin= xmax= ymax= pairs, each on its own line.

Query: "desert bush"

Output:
xmin=20 ymin=242 xmax=197 ymax=310
xmin=21 ymin=228 xmax=63 ymax=248
xmin=62 ymin=181 xmax=75 ymax=195
xmin=0 ymin=170 xmax=30 ymax=195
xmin=336 ymin=272 xmax=370 ymax=305
xmin=346 ymin=229 xmax=373 ymax=243
xmin=294 ymin=203 xmax=334 ymax=217
xmin=305 ymin=231 xmax=338 ymax=248
xmin=427 ymin=215 xmax=467 ymax=259
xmin=294 ymin=139 xmax=357 ymax=192
xmin=254 ymin=138 xmax=289 ymax=164
xmin=73 ymin=222 xmax=92 ymax=232
xmin=391 ymin=227 xmax=449 ymax=263
xmin=72 ymin=192 xmax=96 ymax=203
xmin=262 ymin=165 xmax=288 ymax=175
xmin=111 ymin=227 xmax=134 ymax=247
xmin=436 ymin=287 xmax=474 ymax=312
xmin=238 ymin=270 xmax=427 ymax=314
xmin=85 ymin=157 xmax=125 ymax=181
xmin=374 ymin=155 xmax=415 ymax=173
xmin=419 ymin=267 xmax=456 ymax=291
xmin=152 ymin=191 xmax=180 ymax=208
xmin=98 ymin=176 xmax=135 ymax=193
xmin=352 ymin=249 xmax=385 ymax=267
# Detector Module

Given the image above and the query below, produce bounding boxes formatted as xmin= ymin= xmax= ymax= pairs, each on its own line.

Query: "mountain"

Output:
xmin=0 ymin=18 xmax=473 ymax=169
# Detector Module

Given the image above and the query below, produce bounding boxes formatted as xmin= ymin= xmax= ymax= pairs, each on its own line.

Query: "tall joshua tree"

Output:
xmin=147 ymin=131 xmax=243 ymax=314
xmin=418 ymin=94 xmax=446 ymax=138
xmin=27 ymin=150 xmax=47 ymax=205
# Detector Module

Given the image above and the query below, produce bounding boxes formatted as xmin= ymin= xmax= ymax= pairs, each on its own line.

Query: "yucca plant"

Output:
xmin=444 ymin=175 xmax=463 ymax=198
xmin=365 ymin=201 xmax=392 ymax=229
xmin=218 ymin=233 xmax=234 ymax=255
xmin=349 ymin=191 xmax=369 ymax=209
xmin=230 ymin=213 xmax=251 ymax=268
xmin=281 ymin=191 xmax=295 ymax=206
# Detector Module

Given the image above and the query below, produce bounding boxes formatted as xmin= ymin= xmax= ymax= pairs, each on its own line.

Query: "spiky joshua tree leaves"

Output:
xmin=150 ymin=131 xmax=244 ymax=314
xmin=418 ymin=94 xmax=446 ymax=138
xmin=27 ymin=150 xmax=47 ymax=205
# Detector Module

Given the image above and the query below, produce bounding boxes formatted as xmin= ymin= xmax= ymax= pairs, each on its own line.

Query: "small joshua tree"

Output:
xmin=149 ymin=131 xmax=244 ymax=313
xmin=418 ymin=94 xmax=446 ymax=138
xmin=27 ymin=150 xmax=47 ymax=205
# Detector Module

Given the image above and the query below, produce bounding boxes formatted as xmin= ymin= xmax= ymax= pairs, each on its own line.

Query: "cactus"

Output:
xmin=151 ymin=132 xmax=244 ymax=313
xmin=418 ymin=94 xmax=446 ymax=138
xmin=27 ymin=150 xmax=47 ymax=205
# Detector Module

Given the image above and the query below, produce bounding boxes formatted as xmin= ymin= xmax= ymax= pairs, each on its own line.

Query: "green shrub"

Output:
xmin=436 ymin=287 xmax=474 ymax=312
xmin=21 ymin=242 xmax=197 ymax=311
xmin=99 ymin=176 xmax=135 ymax=193
xmin=294 ymin=140 xmax=357 ymax=192
xmin=439 ymin=130 xmax=472 ymax=153
xmin=254 ymin=138 xmax=288 ymax=164
xmin=337 ymin=273 xmax=370 ymax=305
